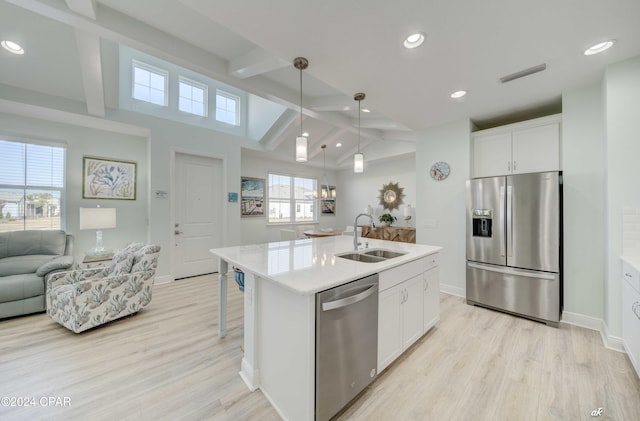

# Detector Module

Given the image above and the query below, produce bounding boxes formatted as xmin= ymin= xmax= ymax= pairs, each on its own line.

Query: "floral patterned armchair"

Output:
xmin=46 ymin=244 xmax=161 ymax=333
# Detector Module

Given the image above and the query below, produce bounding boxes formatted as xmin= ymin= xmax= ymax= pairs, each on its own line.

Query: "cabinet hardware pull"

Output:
xmin=625 ymin=272 xmax=633 ymax=278
xmin=633 ymin=302 xmax=640 ymax=319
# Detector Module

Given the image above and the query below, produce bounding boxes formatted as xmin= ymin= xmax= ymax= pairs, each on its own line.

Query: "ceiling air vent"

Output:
xmin=499 ymin=63 xmax=547 ymax=83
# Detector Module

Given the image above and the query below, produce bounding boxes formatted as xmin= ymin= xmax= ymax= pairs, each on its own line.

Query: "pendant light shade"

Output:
xmin=353 ymin=153 xmax=364 ymax=173
xmin=294 ymin=57 xmax=309 ymax=162
xmin=296 ymin=136 xmax=307 ymax=162
xmin=353 ymin=92 xmax=366 ymax=173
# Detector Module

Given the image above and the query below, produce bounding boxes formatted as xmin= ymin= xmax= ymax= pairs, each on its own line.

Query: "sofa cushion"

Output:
xmin=35 ymin=255 xmax=74 ymax=277
xmin=0 ymin=273 xmax=44 ymax=302
xmin=0 ymin=255 xmax=58 ymax=277
xmin=0 ymin=230 xmax=67 ymax=258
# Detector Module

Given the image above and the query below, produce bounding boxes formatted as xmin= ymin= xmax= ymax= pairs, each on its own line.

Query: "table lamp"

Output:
xmin=404 ymin=204 xmax=412 ymax=228
xmin=80 ymin=206 xmax=116 ymax=257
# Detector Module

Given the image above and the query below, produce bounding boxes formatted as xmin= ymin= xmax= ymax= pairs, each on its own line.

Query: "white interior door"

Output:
xmin=174 ymin=153 xmax=223 ymax=279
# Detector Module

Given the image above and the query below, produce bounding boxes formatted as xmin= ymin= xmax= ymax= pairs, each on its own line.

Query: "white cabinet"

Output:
xmin=378 ymin=275 xmax=424 ymax=372
xmin=472 ymin=115 xmax=561 ymax=178
xmin=622 ymin=259 xmax=640 ymax=378
xmin=423 ymin=267 xmax=440 ymax=332
xmin=378 ymin=253 xmax=440 ymax=373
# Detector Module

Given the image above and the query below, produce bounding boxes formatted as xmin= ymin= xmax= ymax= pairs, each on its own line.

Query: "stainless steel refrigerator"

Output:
xmin=466 ymin=171 xmax=562 ymax=326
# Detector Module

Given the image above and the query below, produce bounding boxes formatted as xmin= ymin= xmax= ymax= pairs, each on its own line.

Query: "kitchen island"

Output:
xmin=210 ymin=235 xmax=442 ymax=421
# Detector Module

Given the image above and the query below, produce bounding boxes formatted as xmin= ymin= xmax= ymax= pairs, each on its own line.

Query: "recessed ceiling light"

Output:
xmin=450 ymin=90 xmax=467 ymax=99
xmin=362 ymin=108 xmax=371 ymax=113
xmin=404 ymin=32 xmax=425 ymax=49
xmin=584 ymin=40 xmax=615 ymax=56
xmin=336 ymin=143 xmax=342 ymax=148
xmin=1 ymin=40 xmax=24 ymax=55
xmin=302 ymin=131 xmax=309 ymax=137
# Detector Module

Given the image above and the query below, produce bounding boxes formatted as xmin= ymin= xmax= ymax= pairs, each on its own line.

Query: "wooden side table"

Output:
xmin=77 ymin=253 xmax=114 ymax=269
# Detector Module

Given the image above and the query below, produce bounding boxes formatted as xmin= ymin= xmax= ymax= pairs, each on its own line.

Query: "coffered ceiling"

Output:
xmin=1 ymin=0 xmax=639 ymax=168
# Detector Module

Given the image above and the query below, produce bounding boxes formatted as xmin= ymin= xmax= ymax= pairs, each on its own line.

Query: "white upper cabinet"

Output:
xmin=472 ymin=114 xmax=561 ymax=178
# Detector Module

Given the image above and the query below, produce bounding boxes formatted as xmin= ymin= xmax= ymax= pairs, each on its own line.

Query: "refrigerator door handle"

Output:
xmin=506 ymin=185 xmax=513 ymax=258
xmin=467 ymin=262 xmax=557 ymax=280
xmin=499 ymin=185 xmax=506 ymax=257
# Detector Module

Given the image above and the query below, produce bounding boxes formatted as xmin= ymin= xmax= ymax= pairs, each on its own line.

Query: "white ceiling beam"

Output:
xmin=0 ymin=98 xmax=149 ymax=137
xmin=74 ymin=28 xmax=105 ymax=117
xmin=308 ymin=127 xmax=346 ymax=160
xmin=335 ymin=138 xmax=375 ymax=167
xmin=262 ymin=109 xmax=300 ymax=151
xmin=354 ymin=118 xmax=406 ymax=130
xmin=228 ymin=47 xmax=289 ymax=79
xmin=65 ymin=0 xmax=96 ymax=19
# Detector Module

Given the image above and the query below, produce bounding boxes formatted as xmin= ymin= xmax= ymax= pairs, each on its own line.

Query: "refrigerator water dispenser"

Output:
xmin=472 ymin=209 xmax=492 ymax=238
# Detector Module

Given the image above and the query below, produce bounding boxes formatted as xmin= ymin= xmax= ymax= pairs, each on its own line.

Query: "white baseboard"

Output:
xmin=154 ymin=275 xmax=173 ymax=285
xmin=440 ymin=283 xmax=465 ymax=298
xmin=560 ymin=311 xmax=624 ymax=352
xmin=439 ymin=293 xmax=625 ymax=353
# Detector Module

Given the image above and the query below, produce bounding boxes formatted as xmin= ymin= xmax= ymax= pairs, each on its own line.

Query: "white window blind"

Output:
xmin=0 ymin=140 xmax=65 ymax=231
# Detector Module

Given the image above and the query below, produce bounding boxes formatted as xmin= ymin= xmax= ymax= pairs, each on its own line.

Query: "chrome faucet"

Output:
xmin=353 ymin=213 xmax=375 ymax=250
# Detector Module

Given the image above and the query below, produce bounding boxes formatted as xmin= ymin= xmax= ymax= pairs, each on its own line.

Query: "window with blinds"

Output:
xmin=0 ymin=140 xmax=65 ymax=232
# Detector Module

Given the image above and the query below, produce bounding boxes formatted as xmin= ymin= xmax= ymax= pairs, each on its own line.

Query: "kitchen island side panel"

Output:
xmin=258 ymin=277 xmax=316 ymax=421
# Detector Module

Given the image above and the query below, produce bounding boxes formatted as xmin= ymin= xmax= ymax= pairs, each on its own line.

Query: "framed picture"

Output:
xmin=83 ymin=157 xmax=137 ymax=200
xmin=321 ymin=186 xmax=336 ymax=215
xmin=241 ymin=177 xmax=265 ymax=217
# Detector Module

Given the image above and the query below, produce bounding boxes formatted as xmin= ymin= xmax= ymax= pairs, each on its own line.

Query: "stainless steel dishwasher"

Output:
xmin=315 ymin=273 xmax=379 ymax=421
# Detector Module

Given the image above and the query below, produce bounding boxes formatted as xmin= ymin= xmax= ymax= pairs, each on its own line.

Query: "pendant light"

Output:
xmin=294 ymin=57 xmax=309 ymax=162
xmin=314 ymin=144 xmax=330 ymax=199
xmin=353 ymin=92 xmax=365 ymax=173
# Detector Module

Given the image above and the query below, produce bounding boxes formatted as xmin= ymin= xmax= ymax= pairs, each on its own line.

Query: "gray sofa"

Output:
xmin=0 ymin=230 xmax=74 ymax=319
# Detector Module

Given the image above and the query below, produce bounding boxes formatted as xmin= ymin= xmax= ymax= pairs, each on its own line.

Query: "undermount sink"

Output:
xmin=363 ymin=249 xmax=407 ymax=259
xmin=336 ymin=253 xmax=386 ymax=263
xmin=336 ymin=249 xmax=407 ymax=263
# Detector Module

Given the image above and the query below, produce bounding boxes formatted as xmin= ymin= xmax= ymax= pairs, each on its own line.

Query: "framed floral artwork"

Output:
xmin=83 ymin=157 xmax=137 ymax=200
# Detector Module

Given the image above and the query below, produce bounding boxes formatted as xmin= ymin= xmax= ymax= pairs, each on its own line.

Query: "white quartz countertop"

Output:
xmin=210 ymin=236 xmax=442 ymax=295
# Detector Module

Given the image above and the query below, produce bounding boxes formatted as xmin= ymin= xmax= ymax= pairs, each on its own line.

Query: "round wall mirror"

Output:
xmin=378 ymin=181 xmax=405 ymax=211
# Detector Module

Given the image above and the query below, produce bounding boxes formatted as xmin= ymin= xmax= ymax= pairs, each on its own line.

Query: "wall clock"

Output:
xmin=430 ymin=161 xmax=450 ymax=181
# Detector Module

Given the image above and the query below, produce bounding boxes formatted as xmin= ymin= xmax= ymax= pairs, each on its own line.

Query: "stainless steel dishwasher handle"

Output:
xmin=322 ymin=284 xmax=378 ymax=311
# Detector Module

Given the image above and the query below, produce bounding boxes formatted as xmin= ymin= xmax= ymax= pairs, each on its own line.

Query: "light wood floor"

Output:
xmin=1 ymin=274 xmax=639 ymax=421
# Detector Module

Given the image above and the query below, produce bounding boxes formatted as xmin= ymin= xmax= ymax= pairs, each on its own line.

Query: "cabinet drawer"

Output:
xmin=623 ymin=261 xmax=640 ymax=293
xmin=424 ymin=253 xmax=439 ymax=272
xmin=379 ymin=257 xmax=425 ymax=292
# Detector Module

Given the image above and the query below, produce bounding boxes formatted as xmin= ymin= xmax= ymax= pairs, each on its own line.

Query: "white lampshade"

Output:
xmin=354 ymin=153 xmax=364 ymax=173
xmin=296 ymin=136 xmax=308 ymax=162
xmin=404 ymin=204 xmax=412 ymax=217
xmin=79 ymin=207 xmax=116 ymax=230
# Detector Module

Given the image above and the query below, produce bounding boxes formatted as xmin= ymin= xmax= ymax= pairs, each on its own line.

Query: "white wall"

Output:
xmin=0 ymin=112 xmax=149 ymax=262
xmin=107 ymin=109 xmax=243 ymax=279
xmin=415 ymin=120 xmax=472 ymax=297
xmin=561 ymin=82 xmax=606 ymax=321
xmin=336 ymin=156 xmax=416 ymax=232
xmin=604 ymin=55 xmax=640 ymax=337
xmin=241 ymin=151 xmax=338 ymax=244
